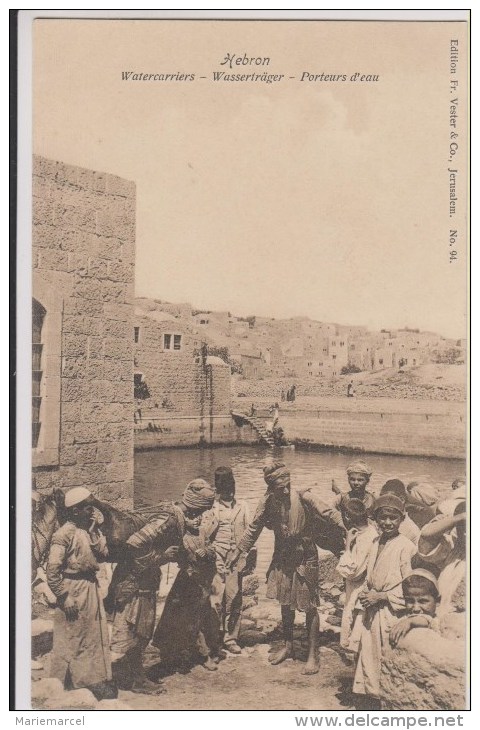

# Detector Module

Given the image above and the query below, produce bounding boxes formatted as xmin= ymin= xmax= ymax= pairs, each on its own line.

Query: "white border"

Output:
xmin=14 ymin=8 xmax=472 ymax=724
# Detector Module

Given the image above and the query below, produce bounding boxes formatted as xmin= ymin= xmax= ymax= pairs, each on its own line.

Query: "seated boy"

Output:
xmin=389 ymin=569 xmax=440 ymax=647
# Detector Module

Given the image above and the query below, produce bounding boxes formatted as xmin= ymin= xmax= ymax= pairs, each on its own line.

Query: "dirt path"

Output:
xmin=120 ymin=635 xmax=355 ymax=711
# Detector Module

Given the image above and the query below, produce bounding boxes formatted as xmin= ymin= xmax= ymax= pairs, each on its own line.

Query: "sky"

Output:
xmin=33 ymin=19 xmax=468 ymax=338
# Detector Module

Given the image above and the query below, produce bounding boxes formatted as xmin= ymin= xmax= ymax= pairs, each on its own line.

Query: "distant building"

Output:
xmin=134 ymin=302 xmax=231 ymax=416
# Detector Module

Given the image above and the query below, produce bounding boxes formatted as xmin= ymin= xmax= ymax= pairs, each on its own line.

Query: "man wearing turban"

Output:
xmin=227 ymin=463 xmax=344 ymax=675
xmin=405 ymin=481 xmax=438 ymax=528
xmin=108 ymin=478 xmax=215 ymax=693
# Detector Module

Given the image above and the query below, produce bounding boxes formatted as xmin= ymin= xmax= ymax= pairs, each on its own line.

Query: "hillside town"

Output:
xmin=133 ymin=296 xmax=466 ymax=404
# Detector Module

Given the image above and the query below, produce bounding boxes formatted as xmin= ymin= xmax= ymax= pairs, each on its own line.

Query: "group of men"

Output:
xmin=44 ymin=462 xmax=342 ymax=698
xmin=43 ymin=459 xmax=466 ymax=708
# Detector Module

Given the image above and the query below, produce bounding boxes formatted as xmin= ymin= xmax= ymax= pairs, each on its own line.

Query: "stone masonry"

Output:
xmin=32 ymin=155 xmax=135 ymax=508
xmin=134 ymin=302 xmax=231 ymax=419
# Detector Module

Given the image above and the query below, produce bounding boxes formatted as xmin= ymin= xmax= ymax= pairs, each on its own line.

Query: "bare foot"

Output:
xmin=202 ymin=656 xmax=218 ymax=671
xmin=269 ymin=646 xmax=293 ymax=665
xmin=301 ymin=658 xmax=319 ymax=675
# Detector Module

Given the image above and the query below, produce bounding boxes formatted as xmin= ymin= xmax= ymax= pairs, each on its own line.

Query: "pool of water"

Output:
xmin=135 ymin=445 xmax=464 ymax=509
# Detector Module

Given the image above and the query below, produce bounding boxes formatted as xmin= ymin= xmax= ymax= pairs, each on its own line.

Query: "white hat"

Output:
xmin=64 ymin=487 xmax=92 ymax=508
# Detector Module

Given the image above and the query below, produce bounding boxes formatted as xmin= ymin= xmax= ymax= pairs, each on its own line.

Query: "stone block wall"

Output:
xmin=134 ymin=313 xmax=231 ymax=419
xmin=32 ymin=155 xmax=135 ymax=509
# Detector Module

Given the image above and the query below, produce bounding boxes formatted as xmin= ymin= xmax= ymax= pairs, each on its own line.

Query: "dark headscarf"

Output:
xmin=215 ymin=467 xmax=235 ymax=492
xmin=263 ymin=463 xmax=290 ymax=491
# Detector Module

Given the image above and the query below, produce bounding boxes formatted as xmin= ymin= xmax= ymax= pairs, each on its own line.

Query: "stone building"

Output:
xmin=32 ymin=155 xmax=135 ymax=509
xmin=133 ymin=301 xmax=231 ymax=419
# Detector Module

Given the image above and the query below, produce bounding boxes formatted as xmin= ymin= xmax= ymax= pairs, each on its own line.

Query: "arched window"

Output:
xmin=32 ymin=299 xmax=46 ymax=447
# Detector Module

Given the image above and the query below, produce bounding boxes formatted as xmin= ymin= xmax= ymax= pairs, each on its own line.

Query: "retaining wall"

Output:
xmin=135 ymin=415 xmax=259 ymax=450
xmin=281 ymin=406 xmax=465 ymax=459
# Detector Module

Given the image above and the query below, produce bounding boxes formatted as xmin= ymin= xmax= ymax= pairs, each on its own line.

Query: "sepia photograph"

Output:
xmin=18 ymin=10 xmax=469 ymax=713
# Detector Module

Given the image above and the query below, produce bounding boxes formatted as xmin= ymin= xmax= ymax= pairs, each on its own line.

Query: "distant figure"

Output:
xmin=281 ymin=390 xmax=285 ymax=402
xmin=347 ymin=381 xmax=354 ymax=398
xmin=250 ymin=403 xmax=256 ymax=417
xmin=270 ymin=403 xmax=279 ymax=426
xmin=287 ymin=384 xmax=296 ymax=402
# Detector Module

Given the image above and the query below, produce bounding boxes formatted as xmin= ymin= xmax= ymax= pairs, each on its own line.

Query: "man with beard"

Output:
xmin=227 ymin=463 xmax=337 ymax=675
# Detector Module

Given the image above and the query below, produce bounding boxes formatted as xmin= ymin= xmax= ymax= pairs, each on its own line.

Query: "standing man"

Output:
xmin=205 ymin=467 xmax=251 ymax=655
xmin=108 ymin=479 xmax=215 ymax=693
xmin=46 ymin=487 xmax=113 ymax=699
xmin=228 ymin=464 xmax=332 ymax=675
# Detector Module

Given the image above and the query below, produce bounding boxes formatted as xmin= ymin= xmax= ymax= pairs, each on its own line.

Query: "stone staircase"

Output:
xmin=231 ymin=411 xmax=275 ymax=448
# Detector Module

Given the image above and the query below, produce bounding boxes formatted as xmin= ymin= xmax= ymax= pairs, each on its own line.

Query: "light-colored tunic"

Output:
xmin=353 ymin=533 xmax=416 ymax=698
xmin=336 ymin=524 xmax=378 ymax=652
xmin=206 ymin=499 xmax=250 ymax=642
xmin=46 ymin=522 xmax=111 ymax=689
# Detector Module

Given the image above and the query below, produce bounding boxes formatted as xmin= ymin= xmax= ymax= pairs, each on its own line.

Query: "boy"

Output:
xmin=327 ymin=461 xmax=375 ymax=528
xmin=46 ymin=487 xmax=112 ymax=698
xmin=352 ymin=494 xmax=416 ymax=708
xmin=206 ymin=467 xmax=250 ymax=655
xmin=379 ymin=480 xmax=420 ymax=544
xmin=336 ymin=499 xmax=378 ymax=654
xmin=389 ymin=569 xmax=440 ymax=647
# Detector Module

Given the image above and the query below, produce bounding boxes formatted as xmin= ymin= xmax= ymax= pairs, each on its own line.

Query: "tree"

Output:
xmin=134 ymin=379 xmax=151 ymax=400
xmin=341 ymin=364 xmax=362 ymax=375
xmin=432 ymin=348 xmax=463 ymax=365
xmin=194 ymin=345 xmax=243 ymax=375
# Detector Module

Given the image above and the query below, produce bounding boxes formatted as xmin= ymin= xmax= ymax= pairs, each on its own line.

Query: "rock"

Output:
xmin=328 ymin=587 xmax=342 ymax=598
xmin=242 ymin=595 xmax=258 ymax=611
xmin=240 ymin=629 xmax=268 ymax=646
xmin=43 ymin=688 xmax=98 ymax=710
xmin=242 ymin=574 xmax=260 ymax=596
xmin=32 ymin=617 xmax=54 ymax=657
xmin=96 ymin=699 xmax=134 ymax=710
xmin=32 ymin=618 xmax=54 ymax=636
xmin=380 ymin=628 xmax=465 ymax=710
xmin=32 ymin=677 xmax=64 ymax=703
xmin=325 ymin=615 xmax=341 ymax=627
xmin=240 ymin=618 xmax=256 ymax=630
xmin=440 ymin=613 xmax=466 ymax=641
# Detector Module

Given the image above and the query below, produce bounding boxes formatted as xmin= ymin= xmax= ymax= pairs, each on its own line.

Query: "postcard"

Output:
xmin=16 ymin=10 xmax=469 ymax=715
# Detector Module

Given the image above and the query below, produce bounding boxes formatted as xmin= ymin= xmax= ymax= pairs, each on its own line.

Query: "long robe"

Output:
xmin=152 ymin=530 xmax=219 ymax=660
xmin=336 ymin=524 xmax=378 ymax=652
xmin=353 ymin=533 xmax=416 ymax=698
xmin=46 ymin=522 xmax=111 ymax=689
xmin=109 ymin=503 xmax=186 ymax=655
